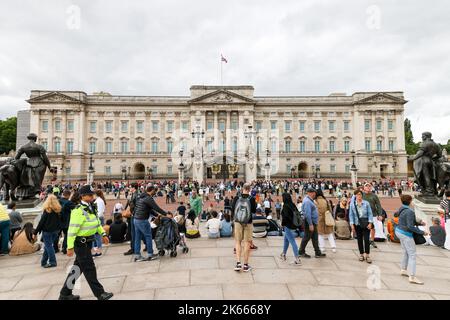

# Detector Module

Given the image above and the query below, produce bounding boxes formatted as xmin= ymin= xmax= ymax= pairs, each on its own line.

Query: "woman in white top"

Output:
xmin=206 ymin=211 xmax=221 ymax=239
xmin=93 ymin=190 xmax=107 ymax=255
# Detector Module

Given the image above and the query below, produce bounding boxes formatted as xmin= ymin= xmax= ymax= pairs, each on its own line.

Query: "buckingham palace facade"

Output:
xmin=20 ymin=85 xmax=408 ymax=182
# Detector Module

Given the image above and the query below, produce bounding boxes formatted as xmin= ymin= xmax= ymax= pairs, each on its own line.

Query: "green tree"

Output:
xmin=0 ymin=117 xmax=17 ymax=155
xmin=404 ymin=118 xmax=419 ymax=155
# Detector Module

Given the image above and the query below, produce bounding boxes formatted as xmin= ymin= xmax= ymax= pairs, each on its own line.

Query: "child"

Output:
xmin=220 ymin=213 xmax=233 ymax=237
xmin=206 ymin=211 xmax=221 ymax=239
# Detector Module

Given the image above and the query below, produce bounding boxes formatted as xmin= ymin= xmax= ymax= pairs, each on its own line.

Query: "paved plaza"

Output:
xmin=1 ymin=219 xmax=450 ymax=300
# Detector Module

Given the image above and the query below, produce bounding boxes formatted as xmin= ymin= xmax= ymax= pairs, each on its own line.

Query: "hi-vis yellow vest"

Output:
xmin=67 ymin=203 xmax=105 ymax=250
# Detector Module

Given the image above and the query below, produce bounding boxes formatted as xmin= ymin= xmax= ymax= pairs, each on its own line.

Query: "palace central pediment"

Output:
xmin=188 ymin=89 xmax=255 ymax=105
xmin=27 ymin=91 xmax=85 ymax=104
xmin=354 ymin=92 xmax=407 ymax=105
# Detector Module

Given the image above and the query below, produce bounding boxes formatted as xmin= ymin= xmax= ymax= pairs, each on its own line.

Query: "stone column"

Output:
xmin=214 ymin=111 xmax=219 ymax=152
xmin=226 ymin=111 xmax=231 ymax=156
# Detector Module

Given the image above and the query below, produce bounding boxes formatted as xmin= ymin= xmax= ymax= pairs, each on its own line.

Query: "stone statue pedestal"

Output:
xmin=415 ymin=194 xmax=441 ymax=205
xmin=413 ymin=198 xmax=441 ymax=231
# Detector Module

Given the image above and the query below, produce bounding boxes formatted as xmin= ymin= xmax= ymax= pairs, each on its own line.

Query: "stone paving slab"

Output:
xmin=275 ymin=256 xmax=339 ymax=271
xmin=311 ymin=270 xmax=388 ymax=289
xmin=97 ymin=261 xmax=160 ymax=278
xmin=332 ymin=259 xmax=400 ymax=274
xmin=159 ymin=257 xmax=219 ymax=272
xmin=190 ymin=269 xmax=254 ymax=285
xmin=0 ymin=287 xmax=51 ymax=300
xmin=380 ymin=275 xmax=450 ymax=295
xmin=155 ymin=285 xmax=223 ymax=300
xmin=252 ymin=269 xmax=317 ymax=285
xmin=431 ymin=294 xmax=450 ymax=300
xmin=222 ymin=283 xmax=292 ymax=300
xmin=0 ymin=276 xmax=25 ymax=293
xmin=287 ymin=284 xmax=362 ymax=300
xmin=122 ymin=270 xmax=190 ymax=292
xmin=355 ymin=288 xmax=434 ymax=300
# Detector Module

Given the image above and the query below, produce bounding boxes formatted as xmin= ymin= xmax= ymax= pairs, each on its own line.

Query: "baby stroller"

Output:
xmin=155 ymin=216 xmax=189 ymax=257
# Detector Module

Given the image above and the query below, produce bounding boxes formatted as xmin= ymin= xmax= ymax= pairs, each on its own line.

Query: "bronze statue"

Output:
xmin=412 ymin=132 xmax=443 ymax=198
xmin=1 ymin=133 xmax=52 ymax=201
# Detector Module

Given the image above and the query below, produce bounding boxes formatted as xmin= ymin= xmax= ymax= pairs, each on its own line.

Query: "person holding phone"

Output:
xmin=349 ymin=189 xmax=374 ymax=263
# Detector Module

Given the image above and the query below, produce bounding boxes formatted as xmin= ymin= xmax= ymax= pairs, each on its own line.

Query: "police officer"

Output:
xmin=59 ymin=185 xmax=113 ymax=300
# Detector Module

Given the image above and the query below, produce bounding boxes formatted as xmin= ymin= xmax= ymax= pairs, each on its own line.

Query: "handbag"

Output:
xmin=122 ymin=207 xmax=132 ymax=218
xmin=325 ymin=210 xmax=336 ymax=227
xmin=413 ymin=233 xmax=426 ymax=245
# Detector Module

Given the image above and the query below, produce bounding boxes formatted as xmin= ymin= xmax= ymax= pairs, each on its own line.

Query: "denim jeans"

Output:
xmin=395 ymin=230 xmax=417 ymax=276
xmin=93 ymin=217 xmax=105 ymax=249
xmin=0 ymin=220 xmax=10 ymax=253
xmin=134 ymin=219 xmax=153 ymax=257
xmin=42 ymin=231 xmax=59 ymax=266
xmin=283 ymin=227 xmax=299 ymax=257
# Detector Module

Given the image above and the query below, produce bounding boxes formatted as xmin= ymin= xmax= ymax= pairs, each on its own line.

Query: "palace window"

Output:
xmin=271 ymin=140 xmax=277 ymax=153
xmin=345 ymin=164 xmax=351 ymax=173
xmin=377 ymin=140 xmax=383 ymax=152
xmin=105 ymin=166 xmax=112 ymax=175
xmin=42 ymin=120 xmax=48 ymax=132
xmin=67 ymin=141 xmax=73 ymax=154
xmin=389 ymin=140 xmax=395 ymax=151
xmin=137 ymin=141 xmax=144 ymax=154
xmin=344 ymin=140 xmax=350 ymax=153
xmin=256 ymin=121 xmax=262 ymax=131
xmin=314 ymin=121 xmax=321 ymax=132
xmin=219 ymin=120 xmax=225 ymax=132
xmin=207 ymin=120 xmax=213 ymax=131
xmin=54 ymin=140 xmax=61 ymax=153
xmin=167 ymin=141 xmax=173 ymax=153
xmin=365 ymin=139 xmax=371 ymax=152
xmin=207 ymin=141 xmax=213 ymax=153
xmin=314 ymin=140 xmax=321 ymax=152
xmin=89 ymin=121 xmax=97 ymax=133
xmin=344 ymin=120 xmax=350 ymax=132
xmin=42 ymin=141 xmax=48 ymax=150
xmin=67 ymin=120 xmax=74 ymax=133
xmin=152 ymin=121 xmax=159 ymax=133
xmin=105 ymin=121 xmax=113 ymax=133
xmin=299 ymin=140 xmax=306 ymax=153
xmin=364 ymin=120 xmax=371 ymax=132
xmin=105 ymin=141 xmax=113 ymax=153
xmin=232 ymin=138 xmax=238 ymax=153
xmin=55 ymin=120 xmax=61 ymax=132
xmin=328 ymin=121 xmax=335 ymax=132
xmin=388 ymin=120 xmax=394 ymax=131
xmin=89 ymin=141 xmax=96 ymax=153
xmin=152 ymin=141 xmax=159 ymax=153
xmin=136 ymin=121 xmax=144 ymax=133
xmin=167 ymin=121 xmax=174 ymax=133
xmin=167 ymin=166 xmax=173 ymax=175
xmin=231 ymin=120 xmax=238 ymax=130
xmin=330 ymin=164 xmax=336 ymax=173
xmin=285 ymin=121 xmax=292 ymax=132
xmin=376 ymin=120 xmax=383 ymax=131
xmin=329 ymin=140 xmax=335 ymax=152
xmin=299 ymin=121 xmax=305 ymax=133
xmin=285 ymin=140 xmax=291 ymax=153
xmin=121 ymin=121 xmax=128 ymax=133
xmin=270 ymin=121 xmax=277 ymax=130
xmin=121 ymin=141 xmax=128 ymax=153
xmin=181 ymin=121 xmax=188 ymax=132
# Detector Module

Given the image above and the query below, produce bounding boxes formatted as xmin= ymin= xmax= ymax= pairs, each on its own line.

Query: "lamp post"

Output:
xmin=350 ymin=150 xmax=358 ymax=189
xmin=220 ymin=130 xmax=228 ymax=183
xmin=87 ymin=151 xmax=95 ymax=185
xmin=178 ymin=148 xmax=185 ymax=185
xmin=121 ymin=166 xmax=126 ymax=181
xmin=265 ymin=148 xmax=271 ymax=181
xmin=315 ymin=164 xmax=320 ymax=179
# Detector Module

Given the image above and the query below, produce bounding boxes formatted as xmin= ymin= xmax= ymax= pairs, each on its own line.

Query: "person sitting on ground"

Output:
xmin=103 ymin=219 xmax=113 ymax=237
xmin=109 ymin=214 xmax=128 ymax=244
xmin=252 ymin=208 xmax=269 ymax=238
xmin=185 ymin=209 xmax=201 ymax=239
xmin=7 ymin=202 xmax=23 ymax=241
xmin=9 ymin=222 xmax=41 ymax=256
xmin=424 ymin=217 xmax=446 ymax=247
xmin=220 ymin=213 xmax=233 ymax=238
xmin=335 ymin=212 xmax=352 ymax=240
xmin=174 ymin=209 xmax=186 ymax=234
xmin=373 ymin=215 xmax=387 ymax=242
xmin=206 ymin=211 xmax=221 ymax=239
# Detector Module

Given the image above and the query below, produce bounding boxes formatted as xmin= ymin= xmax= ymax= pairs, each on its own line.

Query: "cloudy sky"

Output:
xmin=0 ymin=0 xmax=449 ymax=143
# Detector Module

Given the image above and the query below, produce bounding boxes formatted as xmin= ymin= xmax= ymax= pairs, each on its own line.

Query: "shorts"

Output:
xmin=234 ymin=223 xmax=253 ymax=242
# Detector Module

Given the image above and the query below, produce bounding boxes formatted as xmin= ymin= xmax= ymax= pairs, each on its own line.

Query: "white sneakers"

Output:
xmin=409 ymin=276 xmax=424 ymax=285
xmin=401 ymin=270 xmax=424 ymax=284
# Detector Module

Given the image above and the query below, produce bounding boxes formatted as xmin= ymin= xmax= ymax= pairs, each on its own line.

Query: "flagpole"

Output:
xmin=221 ymin=58 xmax=223 ymax=86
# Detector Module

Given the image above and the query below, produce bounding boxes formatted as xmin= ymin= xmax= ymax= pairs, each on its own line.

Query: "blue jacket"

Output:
xmin=349 ymin=199 xmax=374 ymax=226
xmin=396 ymin=205 xmax=424 ymax=236
xmin=302 ymin=196 xmax=318 ymax=225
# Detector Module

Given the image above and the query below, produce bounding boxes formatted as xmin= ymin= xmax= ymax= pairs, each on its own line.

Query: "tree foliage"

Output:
xmin=0 ymin=117 xmax=17 ymax=155
xmin=404 ymin=118 xmax=419 ymax=155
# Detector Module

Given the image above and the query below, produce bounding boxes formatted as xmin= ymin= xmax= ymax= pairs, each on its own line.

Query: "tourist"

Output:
xmin=298 ymin=188 xmax=324 ymax=258
xmin=174 ymin=208 xmax=187 ymax=234
xmin=373 ymin=215 xmax=387 ymax=242
xmin=232 ymin=183 xmax=256 ymax=272
xmin=133 ymin=185 xmax=167 ymax=262
xmin=280 ymin=192 xmax=302 ymax=265
xmin=177 ymin=201 xmax=187 ymax=217
xmin=439 ymin=190 xmax=450 ymax=250
xmin=362 ymin=183 xmax=382 ymax=248
xmin=316 ymin=188 xmax=337 ymax=253
xmin=264 ymin=197 xmax=271 ymax=217
xmin=190 ymin=190 xmax=203 ymax=219
xmin=123 ymin=183 xmax=139 ymax=256
xmin=7 ymin=202 xmax=22 ymax=241
xmin=206 ymin=211 xmax=221 ymax=238
xmin=424 ymin=217 xmax=446 ymax=247
xmin=220 ymin=213 xmax=233 ymax=237
xmin=92 ymin=190 xmax=106 ymax=257
xmin=185 ymin=209 xmax=201 ymax=239
xmin=275 ymin=199 xmax=282 ymax=220
xmin=334 ymin=197 xmax=349 ymax=222
xmin=109 ymin=214 xmax=128 ymax=244
xmin=35 ymin=194 xmax=62 ymax=268
xmin=224 ymin=196 xmax=231 ymax=214
xmin=395 ymin=195 xmax=427 ymax=284
xmin=58 ymin=190 xmax=72 ymax=254
xmin=9 ymin=222 xmax=41 ymax=256
xmin=349 ymin=189 xmax=374 ymax=264
xmin=253 ymin=208 xmax=269 ymax=238
xmin=335 ymin=213 xmax=352 ymax=240
xmin=296 ymin=197 xmax=303 ymax=212
xmin=0 ymin=203 xmax=11 ymax=256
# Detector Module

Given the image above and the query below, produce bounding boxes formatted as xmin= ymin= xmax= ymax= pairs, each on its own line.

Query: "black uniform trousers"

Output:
xmin=298 ymin=222 xmax=321 ymax=256
xmin=60 ymin=242 xmax=104 ymax=298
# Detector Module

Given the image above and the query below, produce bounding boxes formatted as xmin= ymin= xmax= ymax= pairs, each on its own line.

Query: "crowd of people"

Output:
xmin=0 ymin=176 xmax=449 ymax=299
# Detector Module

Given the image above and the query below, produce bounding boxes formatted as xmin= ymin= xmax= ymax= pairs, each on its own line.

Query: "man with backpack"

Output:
xmin=231 ymin=183 xmax=256 ymax=272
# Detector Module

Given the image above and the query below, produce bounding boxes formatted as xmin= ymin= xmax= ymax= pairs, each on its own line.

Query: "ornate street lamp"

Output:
xmin=87 ymin=151 xmax=95 ymax=185
xmin=350 ymin=150 xmax=358 ymax=189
